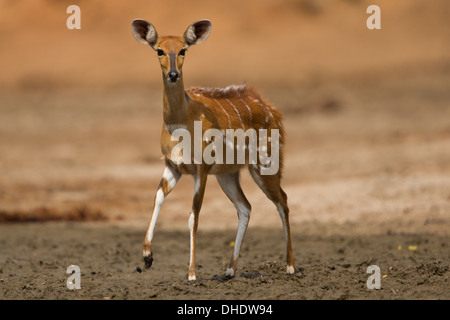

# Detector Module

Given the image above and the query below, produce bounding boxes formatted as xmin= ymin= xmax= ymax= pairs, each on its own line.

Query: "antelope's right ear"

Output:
xmin=131 ymin=19 xmax=158 ymax=49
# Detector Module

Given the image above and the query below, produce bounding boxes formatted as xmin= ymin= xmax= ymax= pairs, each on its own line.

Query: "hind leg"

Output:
xmin=249 ymin=166 xmax=295 ymax=274
xmin=216 ymin=172 xmax=251 ymax=278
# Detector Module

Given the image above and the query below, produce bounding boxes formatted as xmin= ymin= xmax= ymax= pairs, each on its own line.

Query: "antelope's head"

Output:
xmin=132 ymin=19 xmax=212 ymax=84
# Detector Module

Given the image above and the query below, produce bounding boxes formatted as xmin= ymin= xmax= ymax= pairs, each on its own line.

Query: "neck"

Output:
xmin=163 ymin=73 xmax=187 ymax=124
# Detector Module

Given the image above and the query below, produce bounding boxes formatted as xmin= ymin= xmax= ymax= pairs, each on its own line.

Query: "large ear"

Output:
xmin=183 ymin=20 xmax=212 ymax=46
xmin=131 ymin=19 xmax=158 ymax=49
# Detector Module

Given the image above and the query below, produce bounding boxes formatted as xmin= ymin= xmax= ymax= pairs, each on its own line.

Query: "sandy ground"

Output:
xmin=0 ymin=69 xmax=449 ymax=300
xmin=0 ymin=222 xmax=448 ymax=300
xmin=0 ymin=0 xmax=449 ymax=300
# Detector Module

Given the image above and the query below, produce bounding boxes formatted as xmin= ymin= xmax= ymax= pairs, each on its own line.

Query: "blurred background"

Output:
xmin=0 ymin=0 xmax=449 ymax=234
xmin=0 ymin=0 xmax=448 ymax=88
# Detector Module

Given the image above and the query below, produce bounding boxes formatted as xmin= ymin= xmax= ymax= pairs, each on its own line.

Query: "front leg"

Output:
xmin=143 ymin=164 xmax=181 ymax=268
xmin=188 ymin=168 xmax=208 ymax=281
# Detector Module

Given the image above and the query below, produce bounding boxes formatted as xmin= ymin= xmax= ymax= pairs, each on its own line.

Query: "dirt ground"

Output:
xmin=0 ymin=221 xmax=448 ymax=300
xmin=1 ymin=69 xmax=448 ymax=300
xmin=0 ymin=1 xmax=449 ymax=300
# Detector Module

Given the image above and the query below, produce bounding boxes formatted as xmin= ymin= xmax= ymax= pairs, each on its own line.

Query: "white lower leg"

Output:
xmin=144 ymin=189 xmax=164 ymax=256
xmin=188 ymin=212 xmax=197 ymax=281
xmin=144 ymin=189 xmax=164 ymax=254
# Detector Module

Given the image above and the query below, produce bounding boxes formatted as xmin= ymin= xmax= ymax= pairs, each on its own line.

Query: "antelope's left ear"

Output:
xmin=183 ymin=20 xmax=212 ymax=46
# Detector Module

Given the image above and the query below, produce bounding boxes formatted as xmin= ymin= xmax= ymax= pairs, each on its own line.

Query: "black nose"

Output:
xmin=168 ymin=70 xmax=179 ymax=82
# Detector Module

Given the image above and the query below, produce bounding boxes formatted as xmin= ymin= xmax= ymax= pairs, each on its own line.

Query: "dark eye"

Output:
xmin=157 ymin=49 xmax=164 ymax=56
xmin=179 ymin=49 xmax=186 ymax=56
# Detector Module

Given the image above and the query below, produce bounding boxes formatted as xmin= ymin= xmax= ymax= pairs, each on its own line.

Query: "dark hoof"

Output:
xmin=144 ymin=254 xmax=153 ymax=269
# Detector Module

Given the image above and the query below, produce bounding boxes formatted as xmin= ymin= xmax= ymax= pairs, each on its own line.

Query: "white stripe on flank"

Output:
xmin=240 ymin=99 xmax=253 ymax=127
xmin=227 ymin=99 xmax=244 ymax=129
xmin=261 ymin=102 xmax=275 ymax=122
xmin=215 ymin=99 xmax=232 ymax=128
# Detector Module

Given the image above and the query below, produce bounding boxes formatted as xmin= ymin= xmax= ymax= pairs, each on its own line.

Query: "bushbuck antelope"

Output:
xmin=131 ymin=19 xmax=295 ymax=280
